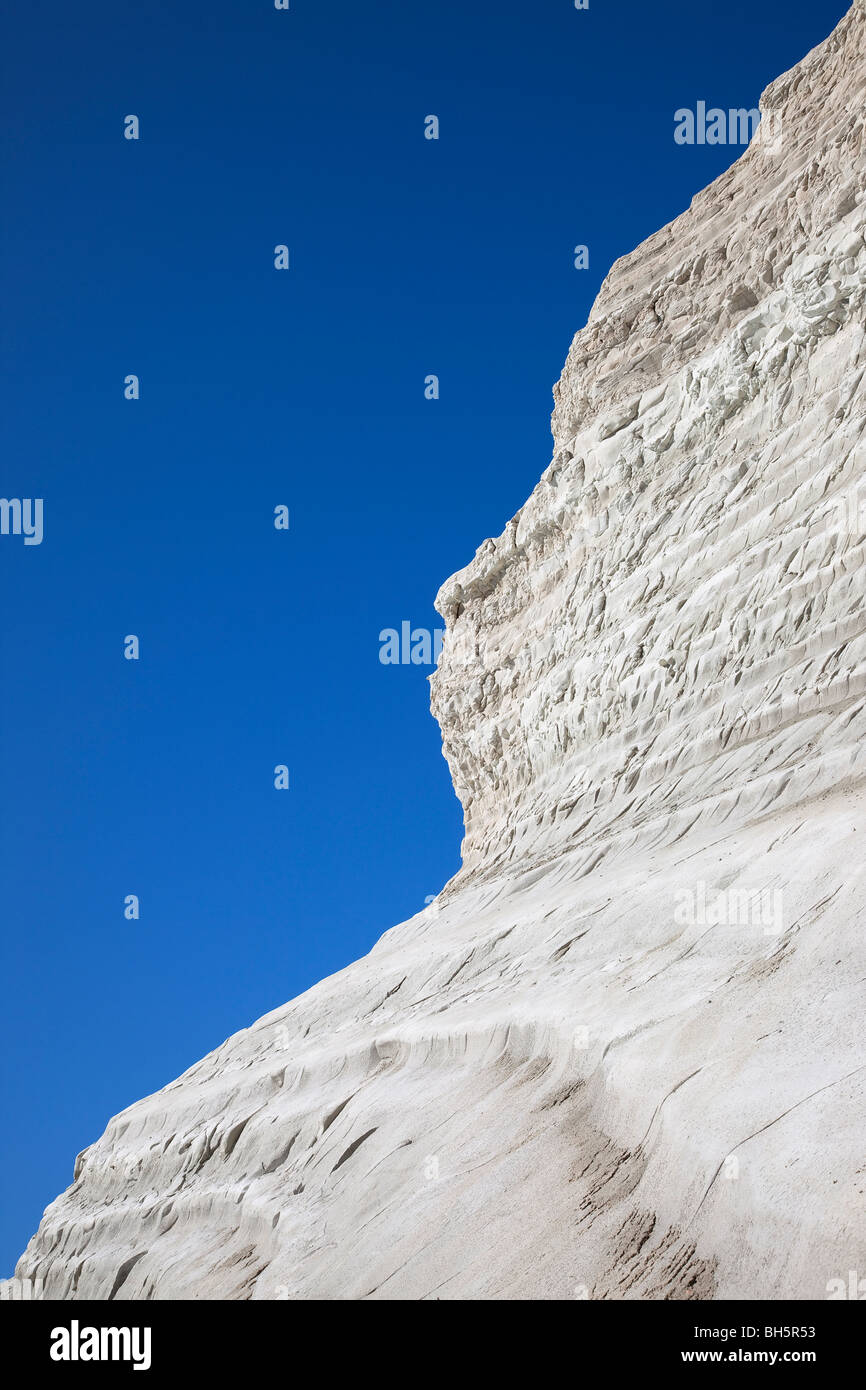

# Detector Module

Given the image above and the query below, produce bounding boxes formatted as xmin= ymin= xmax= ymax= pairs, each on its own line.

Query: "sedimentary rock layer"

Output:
xmin=11 ymin=1 xmax=866 ymax=1300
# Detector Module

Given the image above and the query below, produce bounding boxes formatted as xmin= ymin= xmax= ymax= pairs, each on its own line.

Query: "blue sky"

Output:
xmin=0 ymin=0 xmax=848 ymax=1275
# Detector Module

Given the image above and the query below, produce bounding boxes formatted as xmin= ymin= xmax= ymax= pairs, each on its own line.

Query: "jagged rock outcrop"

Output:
xmin=12 ymin=2 xmax=866 ymax=1300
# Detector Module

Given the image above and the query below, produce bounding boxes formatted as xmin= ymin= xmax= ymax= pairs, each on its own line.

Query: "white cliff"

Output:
xmin=12 ymin=1 xmax=866 ymax=1300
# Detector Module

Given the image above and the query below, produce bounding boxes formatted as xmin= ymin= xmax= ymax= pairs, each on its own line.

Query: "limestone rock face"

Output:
xmin=12 ymin=2 xmax=866 ymax=1300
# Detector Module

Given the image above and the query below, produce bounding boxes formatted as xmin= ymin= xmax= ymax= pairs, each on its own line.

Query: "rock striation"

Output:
xmin=12 ymin=1 xmax=866 ymax=1300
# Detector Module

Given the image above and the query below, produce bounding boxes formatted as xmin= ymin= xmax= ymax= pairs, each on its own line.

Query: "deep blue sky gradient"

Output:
xmin=0 ymin=0 xmax=849 ymax=1274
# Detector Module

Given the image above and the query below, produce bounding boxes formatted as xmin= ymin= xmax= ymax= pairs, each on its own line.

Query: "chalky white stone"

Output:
xmin=12 ymin=1 xmax=866 ymax=1300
